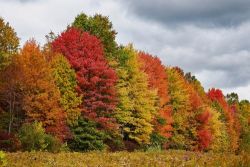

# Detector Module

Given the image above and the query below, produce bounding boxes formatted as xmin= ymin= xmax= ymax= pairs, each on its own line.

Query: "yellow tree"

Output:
xmin=166 ymin=67 xmax=197 ymax=150
xmin=0 ymin=17 xmax=19 ymax=70
xmin=115 ymin=45 xmax=158 ymax=146
xmin=139 ymin=52 xmax=172 ymax=140
xmin=50 ymin=54 xmax=82 ymax=127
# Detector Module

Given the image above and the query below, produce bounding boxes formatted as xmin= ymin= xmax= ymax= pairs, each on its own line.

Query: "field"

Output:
xmin=5 ymin=150 xmax=250 ymax=167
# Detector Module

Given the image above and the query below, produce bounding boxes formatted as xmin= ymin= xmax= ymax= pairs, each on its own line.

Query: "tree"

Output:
xmin=185 ymin=72 xmax=210 ymax=104
xmin=68 ymin=117 xmax=108 ymax=151
xmin=226 ymin=92 xmax=239 ymax=105
xmin=51 ymin=27 xmax=118 ymax=130
xmin=50 ymin=54 xmax=82 ymax=127
xmin=0 ymin=18 xmax=20 ymax=134
xmin=0 ymin=57 xmax=23 ymax=134
xmin=196 ymin=108 xmax=212 ymax=150
xmin=0 ymin=17 xmax=19 ymax=70
xmin=207 ymin=88 xmax=240 ymax=152
xmin=166 ymin=67 xmax=194 ymax=149
xmin=17 ymin=40 xmax=70 ymax=141
xmin=72 ymin=13 xmax=117 ymax=62
xmin=18 ymin=121 xmax=61 ymax=152
xmin=238 ymin=100 xmax=250 ymax=153
xmin=208 ymin=106 xmax=230 ymax=152
xmin=139 ymin=52 xmax=172 ymax=139
xmin=115 ymin=45 xmax=158 ymax=145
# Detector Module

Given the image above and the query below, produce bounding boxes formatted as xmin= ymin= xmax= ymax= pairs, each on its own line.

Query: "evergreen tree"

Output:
xmin=72 ymin=13 xmax=117 ymax=62
xmin=68 ymin=116 xmax=108 ymax=151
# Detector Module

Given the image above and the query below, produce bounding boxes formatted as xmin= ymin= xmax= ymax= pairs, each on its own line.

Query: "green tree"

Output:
xmin=68 ymin=117 xmax=108 ymax=151
xmin=18 ymin=121 xmax=61 ymax=152
xmin=72 ymin=13 xmax=117 ymax=62
xmin=238 ymin=100 xmax=250 ymax=153
xmin=226 ymin=92 xmax=239 ymax=105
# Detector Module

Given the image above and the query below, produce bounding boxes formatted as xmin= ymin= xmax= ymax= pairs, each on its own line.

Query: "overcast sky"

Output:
xmin=1 ymin=0 xmax=250 ymax=100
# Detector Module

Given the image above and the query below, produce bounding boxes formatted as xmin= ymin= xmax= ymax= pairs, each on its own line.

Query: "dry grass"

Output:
xmin=6 ymin=150 xmax=250 ymax=167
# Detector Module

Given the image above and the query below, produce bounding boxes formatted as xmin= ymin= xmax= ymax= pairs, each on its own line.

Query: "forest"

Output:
xmin=0 ymin=13 xmax=250 ymax=166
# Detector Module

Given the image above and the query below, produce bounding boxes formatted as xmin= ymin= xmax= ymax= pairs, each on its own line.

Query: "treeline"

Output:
xmin=0 ymin=13 xmax=249 ymax=153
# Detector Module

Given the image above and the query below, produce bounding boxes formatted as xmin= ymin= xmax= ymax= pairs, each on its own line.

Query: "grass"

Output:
xmin=5 ymin=150 xmax=250 ymax=167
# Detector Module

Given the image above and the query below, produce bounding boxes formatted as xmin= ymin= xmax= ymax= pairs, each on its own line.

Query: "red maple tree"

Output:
xmin=52 ymin=28 xmax=118 ymax=130
xmin=207 ymin=88 xmax=240 ymax=151
xmin=139 ymin=52 xmax=173 ymax=138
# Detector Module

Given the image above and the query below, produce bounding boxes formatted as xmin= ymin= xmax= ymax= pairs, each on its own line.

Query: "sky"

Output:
xmin=0 ymin=0 xmax=250 ymax=100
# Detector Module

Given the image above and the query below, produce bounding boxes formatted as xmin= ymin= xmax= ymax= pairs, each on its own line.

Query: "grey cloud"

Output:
xmin=118 ymin=20 xmax=250 ymax=88
xmin=0 ymin=0 xmax=38 ymax=2
xmin=0 ymin=0 xmax=249 ymax=99
xmin=122 ymin=0 xmax=250 ymax=27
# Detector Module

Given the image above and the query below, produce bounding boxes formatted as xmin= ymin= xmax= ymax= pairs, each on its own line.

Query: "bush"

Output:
xmin=44 ymin=134 xmax=62 ymax=153
xmin=0 ymin=151 xmax=7 ymax=167
xmin=18 ymin=122 xmax=62 ymax=152
xmin=0 ymin=131 xmax=21 ymax=152
xmin=144 ymin=132 xmax=168 ymax=151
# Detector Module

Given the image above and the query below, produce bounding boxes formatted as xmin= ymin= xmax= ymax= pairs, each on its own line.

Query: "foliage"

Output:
xmin=166 ymin=67 xmax=196 ymax=150
xmin=0 ymin=58 xmax=24 ymax=134
xmin=50 ymin=54 xmax=82 ymax=127
xmin=208 ymin=88 xmax=240 ymax=152
xmin=0 ymin=151 xmax=7 ymax=167
xmin=238 ymin=100 xmax=250 ymax=153
xmin=185 ymin=72 xmax=210 ymax=104
xmin=0 ymin=24 xmax=21 ymax=134
xmin=146 ymin=132 xmax=168 ymax=151
xmin=68 ymin=117 xmax=108 ymax=151
xmin=226 ymin=92 xmax=239 ymax=105
xmin=18 ymin=122 xmax=61 ymax=152
xmin=208 ymin=107 xmax=230 ymax=152
xmin=0 ymin=14 xmax=249 ymax=154
xmin=52 ymin=28 xmax=118 ymax=131
xmin=72 ymin=13 xmax=117 ymax=61
xmin=114 ymin=45 xmax=158 ymax=145
xmin=196 ymin=109 xmax=212 ymax=150
xmin=16 ymin=40 xmax=70 ymax=141
xmin=0 ymin=131 xmax=21 ymax=152
xmin=0 ymin=17 xmax=19 ymax=70
xmin=139 ymin=52 xmax=172 ymax=138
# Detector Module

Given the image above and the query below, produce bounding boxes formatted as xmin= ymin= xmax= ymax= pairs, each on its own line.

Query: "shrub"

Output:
xmin=0 ymin=151 xmax=7 ymax=167
xmin=18 ymin=122 xmax=61 ymax=152
xmin=44 ymin=135 xmax=62 ymax=153
xmin=144 ymin=132 xmax=168 ymax=151
xmin=0 ymin=131 xmax=21 ymax=152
